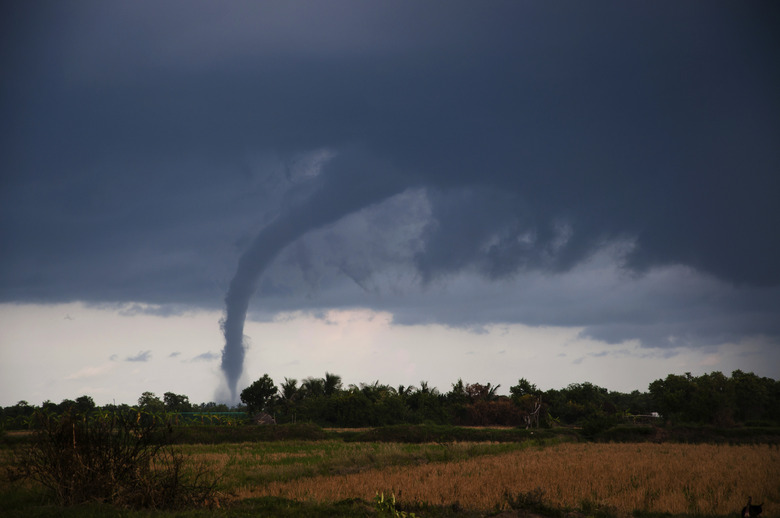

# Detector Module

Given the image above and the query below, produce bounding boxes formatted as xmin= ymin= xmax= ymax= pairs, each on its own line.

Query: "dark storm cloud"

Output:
xmin=253 ymin=238 xmax=780 ymax=348
xmin=1 ymin=1 xmax=779 ymax=354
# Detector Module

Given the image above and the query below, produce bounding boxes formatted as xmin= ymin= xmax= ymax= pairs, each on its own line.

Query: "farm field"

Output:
xmin=231 ymin=441 xmax=780 ymax=515
xmin=2 ymin=436 xmax=779 ymax=517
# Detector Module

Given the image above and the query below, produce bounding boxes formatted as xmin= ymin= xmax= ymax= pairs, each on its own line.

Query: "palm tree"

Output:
xmin=323 ymin=372 xmax=343 ymax=396
xmin=485 ymin=382 xmax=501 ymax=401
xmin=418 ymin=381 xmax=439 ymax=395
xmin=397 ymin=384 xmax=416 ymax=400
xmin=301 ymin=377 xmax=325 ymax=398
xmin=463 ymin=382 xmax=501 ymax=401
xmin=360 ymin=381 xmax=393 ymax=401
xmin=280 ymin=378 xmax=299 ymax=401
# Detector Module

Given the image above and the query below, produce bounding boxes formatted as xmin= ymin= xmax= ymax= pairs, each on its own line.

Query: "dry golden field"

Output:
xmin=226 ymin=442 xmax=779 ymax=515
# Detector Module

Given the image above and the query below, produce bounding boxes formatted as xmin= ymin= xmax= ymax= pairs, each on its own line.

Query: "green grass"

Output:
xmin=180 ymin=438 xmax=560 ymax=488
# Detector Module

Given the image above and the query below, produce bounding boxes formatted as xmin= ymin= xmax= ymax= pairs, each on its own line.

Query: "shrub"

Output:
xmin=8 ymin=409 xmax=219 ymax=509
xmin=593 ymin=425 xmax=656 ymax=442
xmin=581 ymin=414 xmax=618 ymax=439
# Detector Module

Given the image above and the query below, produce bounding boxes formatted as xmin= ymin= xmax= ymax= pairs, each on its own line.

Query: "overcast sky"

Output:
xmin=2 ymin=1 xmax=779 ymax=406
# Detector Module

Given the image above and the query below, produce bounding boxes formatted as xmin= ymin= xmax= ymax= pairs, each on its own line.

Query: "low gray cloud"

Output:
xmin=191 ymin=352 xmax=220 ymax=362
xmin=250 ymin=232 xmax=780 ymax=349
xmin=125 ymin=351 xmax=152 ymax=363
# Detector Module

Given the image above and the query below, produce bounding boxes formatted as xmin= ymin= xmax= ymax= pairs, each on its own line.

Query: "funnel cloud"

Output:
xmin=220 ymin=150 xmax=405 ymax=401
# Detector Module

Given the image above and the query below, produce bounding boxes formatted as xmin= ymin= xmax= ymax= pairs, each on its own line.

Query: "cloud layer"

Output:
xmin=2 ymin=1 xmax=779 ymax=362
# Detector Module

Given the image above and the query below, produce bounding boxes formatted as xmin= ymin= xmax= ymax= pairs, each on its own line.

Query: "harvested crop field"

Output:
xmin=235 ymin=442 xmax=779 ymax=515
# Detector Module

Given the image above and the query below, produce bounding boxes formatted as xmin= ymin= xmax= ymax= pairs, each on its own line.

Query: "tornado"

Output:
xmin=220 ymin=217 xmax=297 ymax=403
xmin=220 ymin=150 xmax=403 ymax=402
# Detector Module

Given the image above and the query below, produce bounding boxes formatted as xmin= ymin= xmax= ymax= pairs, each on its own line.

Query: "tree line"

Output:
xmin=2 ymin=370 xmax=778 ymax=430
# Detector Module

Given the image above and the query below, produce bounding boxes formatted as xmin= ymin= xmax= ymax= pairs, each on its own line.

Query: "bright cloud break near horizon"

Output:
xmin=1 ymin=1 xmax=779 ymax=407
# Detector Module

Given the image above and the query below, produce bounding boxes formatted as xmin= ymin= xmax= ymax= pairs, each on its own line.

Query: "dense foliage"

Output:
xmin=8 ymin=408 xmax=219 ymax=509
xmin=2 ymin=370 xmax=778 ymax=431
xmin=649 ymin=370 xmax=780 ymax=426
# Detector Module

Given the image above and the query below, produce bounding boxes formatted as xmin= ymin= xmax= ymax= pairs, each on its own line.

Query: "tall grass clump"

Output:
xmin=8 ymin=409 xmax=219 ymax=509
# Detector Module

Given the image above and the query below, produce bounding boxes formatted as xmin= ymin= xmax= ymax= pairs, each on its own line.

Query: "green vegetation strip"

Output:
xmin=338 ymin=424 xmax=574 ymax=443
xmin=166 ymin=423 xmax=578 ymax=445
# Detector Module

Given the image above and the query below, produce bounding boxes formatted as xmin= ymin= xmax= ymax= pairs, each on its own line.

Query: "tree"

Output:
xmin=75 ymin=395 xmax=96 ymax=414
xmin=57 ymin=399 xmax=77 ymax=414
xmin=465 ymin=382 xmax=501 ymax=401
xmin=359 ymin=381 xmax=395 ymax=401
xmin=510 ymin=378 xmax=539 ymax=399
xmin=240 ymin=374 xmax=278 ymax=414
xmin=650 ymin=372 xmax=698 ymax=423
xmin=276 ymin=378 xmax=300 ymax=423
xmin=648 ymin=370 xmax=780 ymax=426
xmin=692 ymin=371 xmax=734 ymax=425
xmin=447 ymin=379 xmax=468 ymax=405
xmin=280 ymin=378 xmax=299 ymax=401
xmin=418 ymin=381 xmax=437 ymax=395
xmin=163 ymin=392 xmax=191 ymax=413
xmin=56 ymin=396 xmax=96 ymax=416
xmin=397 ymin=384 xmax=415 ymax=398
xmin=137 ymin=392 xmax=165 ymax=413
xmin=323 ymin=372 xmax=343 ymax=396
xmin=731 ymin=370 xmax=773 ymax=423
xmin=405 ymin=381 xmax=445 ymax=424
xmin=300 ymin=377 xmax=325 ymax=398
xmin=3 ymin=400 xmax=35 ymax=429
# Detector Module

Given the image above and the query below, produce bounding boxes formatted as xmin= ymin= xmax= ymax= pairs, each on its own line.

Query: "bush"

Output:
xmin=581 ymin=414 xmax=618 ymax=439
xmin=593 ymin=425 xmax=656 ymax=442
xmin=8 ymin=409 xmax=219 ymax=509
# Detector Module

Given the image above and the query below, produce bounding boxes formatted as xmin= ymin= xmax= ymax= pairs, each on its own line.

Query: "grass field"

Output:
xmin=2 ymin=432 xmax=778 ymax=517
xmin=179 ymin=439 xmax=548 ymax=490
xmin=233 ymin=442 xmax=779 ymax=515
